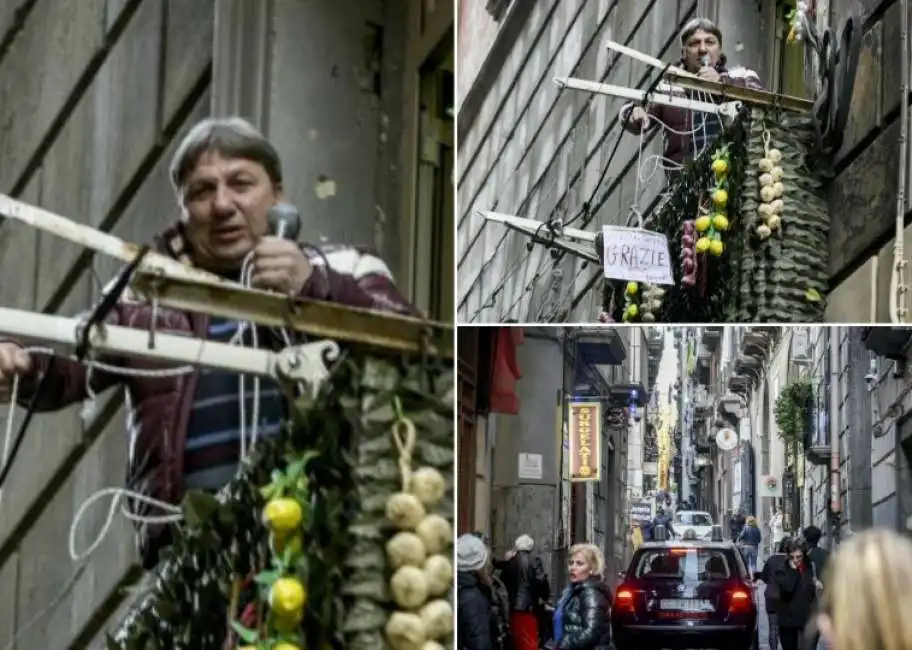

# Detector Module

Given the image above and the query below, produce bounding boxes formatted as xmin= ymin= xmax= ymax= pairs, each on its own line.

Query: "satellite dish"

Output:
xmin=715 ymin=427 xmax=738 ymax=451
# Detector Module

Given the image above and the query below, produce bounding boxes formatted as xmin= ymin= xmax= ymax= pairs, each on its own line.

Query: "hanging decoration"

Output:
xmin=786 ymin=1 xmax=812 ymax=44
xmin=600 ymin=104 xmax=831 ymax=323
xmin=755 ymin=133 xmax=786 ymax=240
xmin=106 ymin=354 xmax=454 ymax=650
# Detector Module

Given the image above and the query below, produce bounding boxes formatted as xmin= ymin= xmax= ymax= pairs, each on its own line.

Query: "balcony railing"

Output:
xmin=601 ymin=108 xmax=831 ymax=324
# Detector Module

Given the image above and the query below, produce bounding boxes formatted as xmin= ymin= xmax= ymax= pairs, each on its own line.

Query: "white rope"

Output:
xmin=0 ymin=261 xmax=298 ymax=566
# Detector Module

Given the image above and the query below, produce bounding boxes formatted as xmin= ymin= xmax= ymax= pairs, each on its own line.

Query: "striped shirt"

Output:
xmin=691 ymin=100 xmax=723 ymax=157
xmin=183 ymin=317 xmax=287 ymax=492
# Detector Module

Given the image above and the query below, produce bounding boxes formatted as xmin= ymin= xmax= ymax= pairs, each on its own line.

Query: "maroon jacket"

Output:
xmin=619 ymin=61 xmax=764 ymax=165
xmin=6 ymin=222 xmax=419 ymax=567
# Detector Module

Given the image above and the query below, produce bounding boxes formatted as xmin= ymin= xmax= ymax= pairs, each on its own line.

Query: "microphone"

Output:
xmin=701 ymin=54 xmax=711 ymax=68
xmin=267 ymin=202 xmax=302 ymax=241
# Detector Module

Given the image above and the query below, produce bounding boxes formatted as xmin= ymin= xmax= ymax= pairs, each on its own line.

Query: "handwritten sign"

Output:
xmin=601 ymin=226 xmax=673 ymax=285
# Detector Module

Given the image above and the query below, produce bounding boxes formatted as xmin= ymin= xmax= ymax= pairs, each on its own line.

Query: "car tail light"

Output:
xmin=729 ymin=588 xmax=752 ymax=613
xmin=615 ymin=586 xmax=636 ymax=613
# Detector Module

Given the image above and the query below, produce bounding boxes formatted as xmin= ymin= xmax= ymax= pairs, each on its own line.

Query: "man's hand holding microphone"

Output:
xmin=0 ymin=344 xmax=31 ymax=403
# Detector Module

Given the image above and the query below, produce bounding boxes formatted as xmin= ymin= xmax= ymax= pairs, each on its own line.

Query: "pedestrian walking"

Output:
xmin=458 ymin=534 xmax=509 ymax=650
xmin=499 ymin=535 xmax=551 ymax=650
xmin=760 ymin=537 xmax=791 ymax=650
xmin=801 ymin=526 xmax=829 ymax=650
xmin=739 ymin=515 xmax=763 ymax=574
xmin=815 ymin=529 xmax=912 ymax=650
xmin=774 ymin=538 xmax=819 ymax=650
xmin=551 ymin=543 xmax=612 ymax=650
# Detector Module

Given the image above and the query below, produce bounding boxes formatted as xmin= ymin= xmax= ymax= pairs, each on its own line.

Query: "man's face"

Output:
xmin=180 ymin=150 xmax=281 ymax=272
xmin=683 ymin=28 xmax=721 ymax=71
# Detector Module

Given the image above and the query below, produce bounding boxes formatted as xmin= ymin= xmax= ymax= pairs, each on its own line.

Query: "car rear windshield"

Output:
xmin=634 ymin=548 xmax=732 ymax=580
xmin=674 ymin=512 xmax=713 ymax=526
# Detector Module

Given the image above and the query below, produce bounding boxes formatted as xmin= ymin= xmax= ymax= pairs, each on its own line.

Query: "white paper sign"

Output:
xmin=518 ymin=453 xmax=543 ymax=480
xmin=601 ymin=225 xmax=673 ymax=285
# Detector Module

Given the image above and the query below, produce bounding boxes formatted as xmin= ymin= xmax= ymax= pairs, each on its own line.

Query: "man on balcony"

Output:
xmin=618 ymin=17 xmax=765 ymax=173
xmin=0 ymin=116 xmax=418 ymax=569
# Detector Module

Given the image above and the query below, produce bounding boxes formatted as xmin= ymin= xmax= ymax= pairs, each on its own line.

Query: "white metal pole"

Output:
xmin=0 ymin=307 xmax=276 ymax=378
xmin=553 ymin=76 xmax=729 ymax=115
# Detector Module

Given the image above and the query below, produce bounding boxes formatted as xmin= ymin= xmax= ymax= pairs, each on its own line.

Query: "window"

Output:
xmin=674 ymin=512 xmax=714 ymax=526
xmin=634 ymin=548 xmax=732 ymax=580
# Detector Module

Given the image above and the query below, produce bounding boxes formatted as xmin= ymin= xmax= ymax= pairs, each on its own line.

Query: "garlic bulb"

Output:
xmin=419 ymin=600 xmax=454 ymax=640
xmin=409 ymin=467 xmax=445 ymax=506
xmin=768 ymin=148 xmax=783 ymax=163
xmin=773 ymin=181 xmax=784 ymax=198
xmin=767 ymin=215 xmax=782 ymax=230
xmin=416 ymin=515 xmax=453 ymax=555
xmin=770 ymin=166 xmax=784 ymax=182
xmin=386 ymin=612 xmax=427 ymax=650
xmin=387 ymin=492 xmax=426 ymax=530
xmin=758 ymin=203 xmax=773 ymax=216
xmin=760 ymin=185 xmax=776 ymax=203
xmin=759 ymin=173 xmax=773 ymax=187
xmin=758 ymin=158 xmax=773 ymax=172
xmin=387 ymin=532 xmax=428 ymax=569
xmin=757 ymin=224 xmax=772 ymax=239
xmin=391 ymin=566 xmax=430 ymax=609
xmin=424 ymin=555 xmax=454 ymax=596
xmin=770 ymin=199 xmax=784 ymax=214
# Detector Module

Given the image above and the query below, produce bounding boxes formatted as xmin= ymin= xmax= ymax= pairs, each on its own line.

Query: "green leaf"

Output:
xmin=180 ymin=490 xmax=221 ymax=529
xmin=805 ymin=288 xmax=822 ymax=302
xmin=230 ymin=621 xmax=260 ymax=644
xmin=255 ymin=570 xmax=281 ymax=586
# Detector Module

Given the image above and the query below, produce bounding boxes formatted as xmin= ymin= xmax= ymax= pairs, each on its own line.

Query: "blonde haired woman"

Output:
xmin=551 ymin=543 xmax=612 ymax=650
xmin=816 ymin=529 xmax=912 ymax=650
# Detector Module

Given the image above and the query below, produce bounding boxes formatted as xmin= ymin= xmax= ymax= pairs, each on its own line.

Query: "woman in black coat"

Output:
xmin=552 ymin=543 xmax=612 ymax=650
xmin=774 ymin=538 xmax=819 ymax=650
xmin=760 ymin=537 xmax=790 ymax=650
xmin=458 ymin=534 xmax=509 ymax=650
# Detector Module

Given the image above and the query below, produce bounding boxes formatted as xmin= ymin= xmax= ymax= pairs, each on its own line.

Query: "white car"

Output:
xmin=673 ymin=510 xmax=715 ymax=540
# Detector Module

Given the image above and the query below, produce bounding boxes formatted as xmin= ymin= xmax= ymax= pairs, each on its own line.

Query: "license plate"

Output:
xmin=660 ymin=598 xmax=713 ymax=612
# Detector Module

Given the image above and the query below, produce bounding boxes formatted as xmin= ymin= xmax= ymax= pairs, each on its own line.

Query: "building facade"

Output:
xmin=457 ymin=0 xmax=911 ymax=323
xmin=680 ymin=324 xmax=912 ymax=561
xmin=457 ymin=325 xmax=662 ymax=587
xmin=0 ymin=2 xmax=452 ymax=647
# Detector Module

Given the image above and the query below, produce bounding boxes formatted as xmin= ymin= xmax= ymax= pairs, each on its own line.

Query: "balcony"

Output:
xmin=703 ymin=326 xmax=723 ymax=350
xmin=805 ymin=443 xmax=832 ymax=466
xmin=598 ymin=110 xmax=830 ymax=324
xmin=740 ymin=328 xmax=773 ymax=359
xmin=573 ymin=328 xmax=627 ymax=365
xmin=862 ymin=327 xmax=912 ymax=361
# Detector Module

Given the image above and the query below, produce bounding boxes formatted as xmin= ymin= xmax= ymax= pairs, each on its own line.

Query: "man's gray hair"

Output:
xmin=169 ymin=117 xmax=283 ymax=195
xmin=680 ymin=17 xmax=723 ymax=45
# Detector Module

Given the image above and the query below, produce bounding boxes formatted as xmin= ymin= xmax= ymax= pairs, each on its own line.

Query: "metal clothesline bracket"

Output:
xmin=0 ymin=306 xmax=339 ymax=394
xmin=478 ymin=210 xmax=600 ymax=264
xmin=553 ymin=76 xmax=744 ymax=119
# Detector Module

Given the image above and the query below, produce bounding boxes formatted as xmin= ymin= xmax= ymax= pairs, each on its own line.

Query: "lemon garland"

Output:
xmin=621 ymin=281 xmax=665 ymax=322
xmin=383 ymin=402 xmax=454 ymax=650
xmin=228 ymin=457 xmax=314 ymax=650
xmin=755 ymin=132 xmax=785 ymax=241
xmin=694 ymin=146 xmax=732 ymax=257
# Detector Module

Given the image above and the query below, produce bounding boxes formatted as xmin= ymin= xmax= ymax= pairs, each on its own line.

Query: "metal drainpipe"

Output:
xmin=829 ymin=327 xmax=842 ymax=543
xmin=894 ymin=0 xmax=911 ymax=323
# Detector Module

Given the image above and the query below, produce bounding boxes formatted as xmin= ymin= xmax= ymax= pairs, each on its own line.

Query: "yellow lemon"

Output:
xmin=625 ymin=304 xmax=639 ymax=318
xmin=695 ymin=237 xmax=711 ymax=253
xmin=625 ymin=281 xmax=639 ymax=296
xmin=712 ymin=189 xmax=728 ymax=207
xmin=270 ymin=578 xmax=307 ymax=618
xmin=694 ymin=215 xmax=711 ymax=233
xmin=264 ymin=498 xmax=303 ymax=534
xmin=711 ymin=158 xmax=728 ymax=174
xmin=272 ymin=643 xmax=301 ymax=650
xmin=275 ymin=533 xmax=303 ymax=555
xmin=712 ymin=214 xmax=729 ymax=231
xmin=709 ymin=239 xmax=724 ymax=256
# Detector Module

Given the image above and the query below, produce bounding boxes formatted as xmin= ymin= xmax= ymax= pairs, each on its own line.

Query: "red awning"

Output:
xmin=490 ymin=327 xmax=523 ymax=415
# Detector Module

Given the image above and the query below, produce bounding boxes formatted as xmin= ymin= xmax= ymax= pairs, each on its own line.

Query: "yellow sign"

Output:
xmin=568 ymin=402 xmax=601 ymax=482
